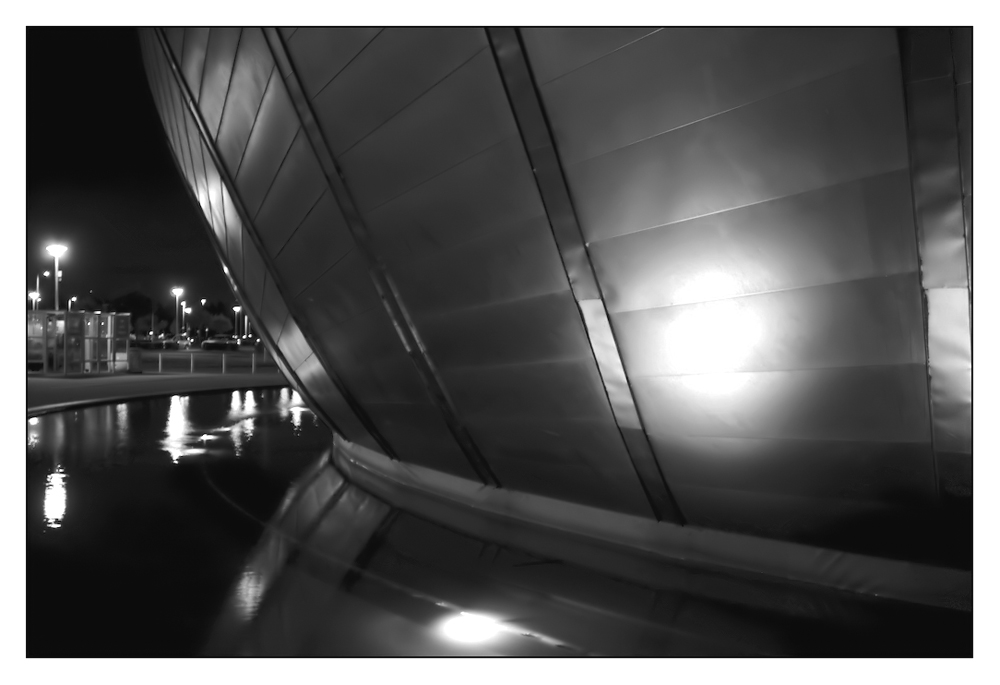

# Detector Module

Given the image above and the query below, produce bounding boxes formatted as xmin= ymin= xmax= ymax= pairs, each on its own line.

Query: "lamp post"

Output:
xmin=183 ymin=307 xmax=191 ymax=333
xmin=171 ymin=287 xmax=184 ymax=337
xmin=233 ymin=305 xmax=241 ymax=338
xmin=28 ymin=291 xmax=40 ymax=310
xmin=45 ymin=245 xmax=67 ymax=310
xmin=68 ymin=296 xmax=77 ymax=311
xmin=36 ymin=270 xmax=50 ymax=305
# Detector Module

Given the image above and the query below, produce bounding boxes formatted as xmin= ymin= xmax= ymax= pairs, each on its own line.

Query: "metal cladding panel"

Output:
xmin=362 ymin=403 xmax=480 ymax=480
xmin=469 ymin=419 xmax=654 ymax=517
xmin=520 ymin=28 xmax=660 ymax=86
xmin=612 ymin=274 xmax=926 ymax=377
xmin=199 ymin=28 xmax=242 ymax=138
xmin=293 ymin=353 xmax=379 ymax=449
xmin=898 ymin=28 xmax=972 ymax=496
xmin=215 ymin=28 xmax=274 ymax=175
xmin=926 ymin=289 xmax=972 ymax=454
xmin=363 ymin=138 xmax=550 ymax=267
xmin=293 ymin=248 xmax=381 ymax=332
xmin=203 ymin=140 xmax=228 ymax=242
xmin=634 ymin=365 xmax=931 ymax=444
xmin=259 ymin=273 xmax=288 ymax=343
xmin=222 ymin=187 xmax=243 ymax=278
xmin=564 ymin=56 xmax=910 ymax=244
xmin=277 ymin=316 xmax=311 ymax=371
xmin=274 ymin=191 xmax=356 ymax=298
xmin=666 ymin=484 xmax=923 ymax=553
xmin=388 ymin=216 xmax=567 ymax=316
xmin=653 ymin=436 xmax=935 ymax=505
xmin=532 ymin=28 xmax=897 ymax=165
xmin=234 ymin=74 xmax=301 ymax=218
xmin=414 ymin=291 xmax=591 ymax=369
xmin=283 ymin=27 xmax=381 ymax=99
xmin=240 ymin=225 xmax=266 ymax=314
xmin=180 ymin=28 xmax=210 ymax=101
xmin=164 ymin=28 xmax=184 ymax=64
xmin=952 ymin=28 xmax=972 ymax=85
xmin=958 ymin=82 xmax=971 ymax=198
xmin=903 ymin=78 xmax=967 ymax=289
xmin=592 ymin=172 xmax=919 ymax=313
xmin=253 ymin=131 xmax=328 ymax=256
xmin=338 ymin=48 xmax=519 ymax=212
xmin=308 ymin=28 xmax=486 ymax=156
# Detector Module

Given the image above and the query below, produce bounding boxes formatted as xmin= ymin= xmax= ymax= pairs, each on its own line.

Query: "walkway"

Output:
xmin=27 ymin=371 xmax=289 ymax=415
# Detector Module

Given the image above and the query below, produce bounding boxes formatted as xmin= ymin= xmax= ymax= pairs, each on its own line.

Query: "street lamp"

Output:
xmin=200 ymin=299 xmax=207 ymax=307
xmin=35 ymin=270 xmax=50 ymax=304
xmin=171 ymin=287 xmax=184 ymax=337
xmin=183 ymin=306 xmax=191 ymax=333
xmin=233 ymin=305 xmax=241 ymax=338
xmin=45 ymin=245 xmax=67 ymax=310
xmin=68 ymin=296 xmax=78 ymax=311
xmin=28 ymin=291 xmax=40 ymax=310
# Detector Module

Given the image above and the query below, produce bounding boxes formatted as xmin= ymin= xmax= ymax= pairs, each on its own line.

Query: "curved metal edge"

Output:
xmin=896 ymin=28 xmax=973 ymax=504
xmin=261 ymin=27 xmax=501 ymax=488
xmin=148 ymin=28 xmax=394 ymax=458
xmin=331 ymin=433 xmax=971 ymax=612
xmin=485 ymin=27 xmax=684 ymax=524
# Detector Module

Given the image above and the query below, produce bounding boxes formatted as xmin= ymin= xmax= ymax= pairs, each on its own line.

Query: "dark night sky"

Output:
xmin=26 ymin=27 xmax=234 ymax=309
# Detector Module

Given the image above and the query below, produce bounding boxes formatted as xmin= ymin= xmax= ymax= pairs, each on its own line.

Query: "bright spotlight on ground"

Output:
xmin=441 ymin=612 xmax=501 ymax=643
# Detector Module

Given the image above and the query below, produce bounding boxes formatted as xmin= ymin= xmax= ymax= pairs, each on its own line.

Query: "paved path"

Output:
xmin=27 ymin=372 xmax=289 ymax=415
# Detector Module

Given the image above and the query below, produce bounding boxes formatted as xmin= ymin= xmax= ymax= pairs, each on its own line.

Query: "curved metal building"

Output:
xmin=139 ymin=28 xmax=971 ymax=613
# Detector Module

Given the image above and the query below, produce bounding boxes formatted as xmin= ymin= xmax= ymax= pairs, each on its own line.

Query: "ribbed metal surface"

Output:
xmin=525 ymin=27 xmax=940 ymax=547
xmin=141 ymin=27 xmax=971 ymax=565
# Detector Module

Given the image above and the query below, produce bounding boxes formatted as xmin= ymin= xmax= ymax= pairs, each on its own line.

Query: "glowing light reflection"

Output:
xmin=44 ymin=469 xmax=67 ymax=528
xmin=162 ymin=395 xmax=196 ymax=463
xmin=290 ymin=407 xmax=304 ymax=430
xmin=440 ymin=612 xmax=502 ymax=643
xmin=663 ymin=300 xmax=762 ymax=376
xmin=235 ymin=569 xmax=265 ymax=620
xmin=29 ymin=417 xmax=39 ymax=426
xmin=244 ymin=390 xmax=256 ymax=412
xmin=674 ymin=270 xmax=743 ymax=305
xmin=230 ymin=390 xmax=241 ymax=414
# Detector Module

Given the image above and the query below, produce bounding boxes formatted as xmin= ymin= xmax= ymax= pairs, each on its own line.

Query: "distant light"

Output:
xmin=200 ymin=299 xmax=207 ymax=306
xmin=29 ymin=417 xmax=39 ymax=426
xmin=171 ymin=287 xmax=184 ymax=298
xmin=440 ymin=612 xmax=501 ymax=643
xmin=45 ymin=244 xmax=68 ymax=259
xmin=233 ymin=305 xmax=241 ymax=313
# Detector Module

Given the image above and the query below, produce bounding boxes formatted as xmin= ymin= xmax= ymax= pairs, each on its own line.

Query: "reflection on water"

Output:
xmin=235 ymin=569 xmax=265 ymax=620
xmin=43 ymin=468 xmax=66 ymax=528
xmin=27 ymin=387 xmax=331 ymax=657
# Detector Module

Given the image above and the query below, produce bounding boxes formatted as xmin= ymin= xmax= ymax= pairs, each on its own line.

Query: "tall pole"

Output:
xmin=46 ymin=245 xmax=67 ymax=311
xmin=171 ymin=287 xmax=184 ymax=337
xmin=233 ymin=305 xmax=241 ymax=338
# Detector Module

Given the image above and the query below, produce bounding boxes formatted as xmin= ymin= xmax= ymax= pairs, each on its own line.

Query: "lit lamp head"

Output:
xmin=184 ymin=307 xmax=192 ymax=314
xmin=233 ymin=305 xmax=241 ymax=313
xmin=43 ymin=271 xmax=50 ymax=277
xmin=28 ymin=291 xmax=40 ymax=302
xmin=171 ymin=287 xmax=184 ymax=298
xmin=45 ymin=244 xmax=68 ymax=259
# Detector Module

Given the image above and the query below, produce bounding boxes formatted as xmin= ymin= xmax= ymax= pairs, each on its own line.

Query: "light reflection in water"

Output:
xmin=244 ymin=390 xmax=256 ymax=412
xmin=44 ymin=467 xmax=67 ymax=528
xmin=162 ymin=395 xmax=206 ymax=463
xmin=290 ymin=407 xmax=304 ymax=431
xmin=235 ymin=569 xmax=265 ymax=620
xmin=230 ymin=390 xmax=241 ymax=414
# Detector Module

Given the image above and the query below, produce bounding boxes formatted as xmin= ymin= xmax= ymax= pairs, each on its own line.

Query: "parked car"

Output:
xmin=201 ymin=334 xmax=238 ymax=351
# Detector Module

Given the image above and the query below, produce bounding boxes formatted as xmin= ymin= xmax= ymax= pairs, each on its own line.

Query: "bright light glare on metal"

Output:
xmin=441 ymin=612 xmax=502 ymax=643
xmin=663 ymin=300 xmax=762 ymax=375
xmin=46 ymin=244 xmax=68 ymax=258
